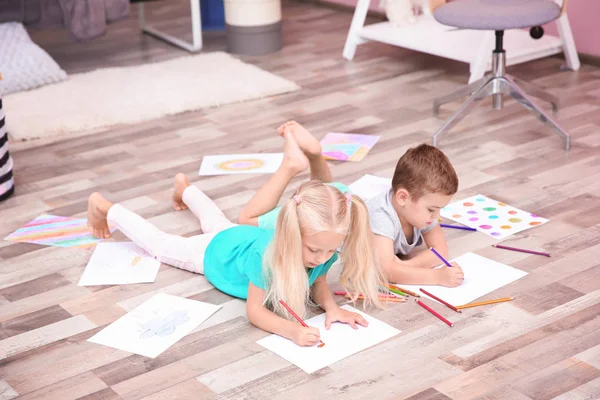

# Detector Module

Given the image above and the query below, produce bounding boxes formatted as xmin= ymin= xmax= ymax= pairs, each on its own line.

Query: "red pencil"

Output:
xmin=420 ymin=289 xmax=462 ymax=313
xmin=415 ymin=299 xmax=453 ymax=327
xmin=279 ymin=300 xmax=325 ymax=347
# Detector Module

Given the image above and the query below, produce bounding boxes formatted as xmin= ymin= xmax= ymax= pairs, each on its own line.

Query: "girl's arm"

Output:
xmin=246 ymin=282 xmax=321 ymax=346
xmin=311 ymin=275 xmax=368 ymax=329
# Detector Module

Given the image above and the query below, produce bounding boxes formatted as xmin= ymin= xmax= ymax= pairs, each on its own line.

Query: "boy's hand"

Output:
xmin=325 ymin=306 xmax=368 ymax=329
xmin=291 ymin=325 xmax=321 ymax=347
xmin=436 ymin=263 xmax=464 ymax=287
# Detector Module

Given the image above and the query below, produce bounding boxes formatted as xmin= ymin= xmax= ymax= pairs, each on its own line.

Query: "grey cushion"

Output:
xmin=434 ymin=0 xmax=561 ymax=30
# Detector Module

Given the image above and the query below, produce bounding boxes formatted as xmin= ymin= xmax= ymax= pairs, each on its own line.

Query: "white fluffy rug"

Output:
xmin=3 ymin=52 xmax=300 ymax=141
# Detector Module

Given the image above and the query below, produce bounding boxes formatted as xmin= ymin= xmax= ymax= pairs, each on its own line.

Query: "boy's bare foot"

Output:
xmin=282 ymin=130 xmax=309 ymax=174
xmin=87 ymin=192 xmax=113 ymax=239
xmin=277 ymin=121 xmax=322 ymax=159
xmin=173 ymin=173 xmax=191 ymax=211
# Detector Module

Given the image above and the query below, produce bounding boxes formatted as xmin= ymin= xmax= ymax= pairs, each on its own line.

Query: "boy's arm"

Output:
xmin=406 ymin=225 xmax=450 ymax=268
xmin=373 ymin=234 xmax=443 ymax=285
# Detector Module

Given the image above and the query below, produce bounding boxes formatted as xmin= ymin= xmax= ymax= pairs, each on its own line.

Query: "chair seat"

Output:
xmin=433 ymin=0 xmax=561 ymax=31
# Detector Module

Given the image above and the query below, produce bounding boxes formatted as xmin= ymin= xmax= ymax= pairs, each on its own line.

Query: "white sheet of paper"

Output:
xmin=198 ymin=153 xmax=284 ymax=176
xmin=441 ymin=194 xmax=549 ymax=239
xmin=393 ymin=252 xmax=527 ymax=307
xmin=348 ymin=174 xmax=392 ymax=201
xmin=256 ymin=305 xmax=400 ymax=373
xmin=88 ymin=293 xmax=221 ymax=358
xmin=78 ymin=242 xmax=160 ymax=286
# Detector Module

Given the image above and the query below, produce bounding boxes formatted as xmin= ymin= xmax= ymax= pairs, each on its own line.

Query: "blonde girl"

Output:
xmin=87 ymin=125 xmax=386 ymax=347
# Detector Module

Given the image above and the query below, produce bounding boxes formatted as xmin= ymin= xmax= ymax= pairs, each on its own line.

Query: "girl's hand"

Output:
xmin=325 ymin=306 xmax=368 ymax=329
xmin=291 ymin=325 xmax=321 ymax=347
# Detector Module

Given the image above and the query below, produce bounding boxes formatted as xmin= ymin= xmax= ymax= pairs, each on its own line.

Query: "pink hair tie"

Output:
xmin=293 ymin=195 xmax=301 ymax=205
xmin=345 ymin=193 xmax=352 ymax=204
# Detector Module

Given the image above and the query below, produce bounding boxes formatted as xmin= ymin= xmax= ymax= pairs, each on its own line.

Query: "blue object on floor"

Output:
xmin=200 ymin=0 xmax=225 ymax=31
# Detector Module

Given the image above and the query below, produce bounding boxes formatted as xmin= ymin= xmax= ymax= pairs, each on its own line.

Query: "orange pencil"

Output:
xmin=279 ymin=300 xmax=325 ymax=347
xmin=391 ymin=286 xmax=420 ymax=297
xmin=346 ymin=295 xmax=406 ymax=303
xmin=457 ymin=297 xmax=514 ymax=309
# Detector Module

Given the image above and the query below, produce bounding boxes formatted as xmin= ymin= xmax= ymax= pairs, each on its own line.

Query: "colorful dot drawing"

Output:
xmin=216 ymin=159 xmax=265 ymax=171
xmin=440 ymin=194 xmax=549 ymax=239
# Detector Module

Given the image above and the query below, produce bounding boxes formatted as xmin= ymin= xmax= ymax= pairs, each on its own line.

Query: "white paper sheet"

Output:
xmin=198 ymin=153 xmax=284 ymax=175
xmin=256 ymin=305 xmax=401 ymax=373
xmin=440 ymin=194 xmax=549 ymax=239
xmin=88 ymin=293 xmax=221 ymax=358
xmin=348 ymin=174 xmax=392 ymax=201
xmin=78 ymin=242 xmax=160 ymax=286
xmin=393 ymin=252 xmax=528 ymax=307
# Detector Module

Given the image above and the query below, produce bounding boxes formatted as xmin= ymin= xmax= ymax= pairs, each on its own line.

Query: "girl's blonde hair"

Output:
xmin=263 ymin=180 xmax=388 ymax=319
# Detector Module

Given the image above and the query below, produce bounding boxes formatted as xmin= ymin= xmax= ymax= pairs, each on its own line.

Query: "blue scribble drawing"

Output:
xmin=139 ymin=310 xmax=190 ymax=339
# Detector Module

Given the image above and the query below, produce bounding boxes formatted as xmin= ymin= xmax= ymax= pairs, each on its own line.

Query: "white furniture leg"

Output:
xmin=138 ymin=0 xmax=203 ymax=53
xmin=468 ymin=31 xmax=494 ymax=83
xmin=555 ymin=12 xmax=580 ymax=71
xmin=342 ymin=0 xmax=371 ymax=60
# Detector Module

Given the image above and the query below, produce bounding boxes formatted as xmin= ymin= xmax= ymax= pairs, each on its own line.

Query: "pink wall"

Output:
xmin=326 ymin=0 xmax=600 ymax=57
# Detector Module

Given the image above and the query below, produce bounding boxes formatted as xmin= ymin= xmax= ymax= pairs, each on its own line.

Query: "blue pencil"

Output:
xmin=430 ymin=247 xmax=452 ymax=267
xmin=440 ymin=223 xmax=477 ymax=232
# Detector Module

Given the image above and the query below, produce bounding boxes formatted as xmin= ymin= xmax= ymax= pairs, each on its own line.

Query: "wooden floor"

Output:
xmin=2 ymin=1 xmax=600 ymax=399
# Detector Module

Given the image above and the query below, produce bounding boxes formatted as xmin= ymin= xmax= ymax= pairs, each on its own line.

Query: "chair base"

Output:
xmin=432 ymin=32 xmax=570 ymax=151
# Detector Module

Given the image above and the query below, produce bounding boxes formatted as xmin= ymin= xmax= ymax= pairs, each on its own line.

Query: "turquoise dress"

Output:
xmin=203 ymin=225 xmax=338 ymax=299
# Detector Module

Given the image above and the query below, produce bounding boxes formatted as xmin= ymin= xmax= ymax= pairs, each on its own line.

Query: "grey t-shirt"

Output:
xmin=366 ymin=189 xmax=437 ymax=256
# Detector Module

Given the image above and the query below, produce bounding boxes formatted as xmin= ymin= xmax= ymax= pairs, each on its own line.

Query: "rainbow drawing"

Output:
xmin=4 ymin=214 xmax=114 ymax=249
xmin=320 ymin=133 xmax=380 ymax=162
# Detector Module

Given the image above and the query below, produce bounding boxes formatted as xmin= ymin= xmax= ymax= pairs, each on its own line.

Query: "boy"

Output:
xmin=367 ymin=144 xmax=464 ymax=287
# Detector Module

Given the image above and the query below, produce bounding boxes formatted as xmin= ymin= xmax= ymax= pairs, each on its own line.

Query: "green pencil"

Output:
xmin=387 ymin=286 xmax=409 ymax=297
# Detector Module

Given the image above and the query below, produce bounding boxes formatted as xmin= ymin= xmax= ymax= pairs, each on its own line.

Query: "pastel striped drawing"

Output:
xmin=4 ymin=214 xmax=114 ymax=249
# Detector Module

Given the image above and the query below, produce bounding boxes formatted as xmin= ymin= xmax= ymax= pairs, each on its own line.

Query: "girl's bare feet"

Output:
xmin=282 ymin=130 xmax=309 ymax=174
xmin=172 ymin=173 xmax=191 ymax=211
xmin=277 ymin=121 xmax=322 ymax=159
xmin=87 ymin=192 xmax=113 ymax=239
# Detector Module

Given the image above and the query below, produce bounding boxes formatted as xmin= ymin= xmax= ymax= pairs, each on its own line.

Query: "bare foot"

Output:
xmin=277 ymin=121 xmax=322 ymax=159
xmin=282 ymin=130 xmax=309 ymax=174
xmin=173 ymin=173 xmax=190 ymax=211
xmin=87 ymin=192 xmax=113 ymax=239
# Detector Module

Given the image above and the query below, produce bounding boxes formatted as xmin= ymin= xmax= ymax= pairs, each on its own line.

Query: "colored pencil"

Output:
xmin=429 ymin=247 xmax=452 ymax=267
xmin=492 ymin=244 xmax=551 ymax=257
xmin=420 ymin=288 xmax=461 ymax=313
xmin=392 ymin=286 xmax=420 ymax=297
xmin=440 ymin=223 xmax=477 ymax=232
xmin=334 ymin=291 xmax=397 ymax=299
xmin=415 ymin=299 xmax=453 ymax=327
xmin=279 ymin=300 xmax=325 ymax=347
xmin=346 ymin=295 xmax=406 ymax=303
xmin=457 ymin=297 xmax=514 ymax=309
xmin=387 ymin=286 xmax=409 ymax=297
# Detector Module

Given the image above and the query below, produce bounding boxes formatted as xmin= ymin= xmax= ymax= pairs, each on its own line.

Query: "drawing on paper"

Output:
xmin=199 ymin=153 xmax=284 ymax=176
xmin=320 ymin=133 xmax=380 ymax=162
xmin=215 ymin=158 xmax=265 ymax=172
xmin=139 ymin=310 xmax=190 ymax=339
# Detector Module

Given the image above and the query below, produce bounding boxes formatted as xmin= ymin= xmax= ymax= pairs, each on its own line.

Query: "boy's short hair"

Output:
xmin=391 ymin=144 xmax=458 ymax=199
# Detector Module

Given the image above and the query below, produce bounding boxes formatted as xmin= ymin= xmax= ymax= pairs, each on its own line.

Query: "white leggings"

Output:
xmin=107 ymin=186 xmax=237 ymax=274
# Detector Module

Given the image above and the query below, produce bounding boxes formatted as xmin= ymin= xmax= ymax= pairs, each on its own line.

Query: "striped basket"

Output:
xmin=0 ymin=96 xmax=15 ymax=201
